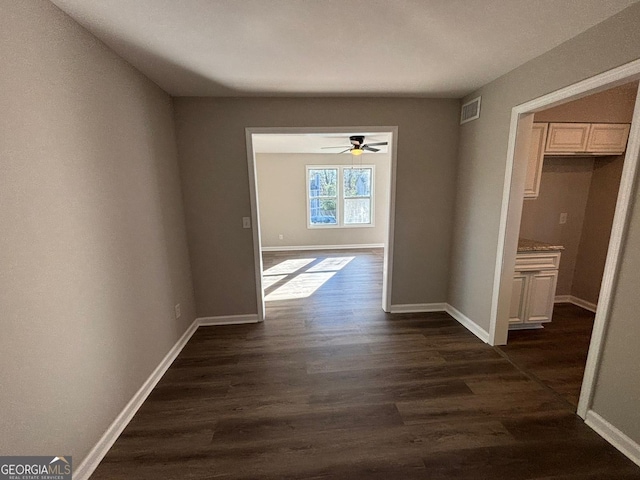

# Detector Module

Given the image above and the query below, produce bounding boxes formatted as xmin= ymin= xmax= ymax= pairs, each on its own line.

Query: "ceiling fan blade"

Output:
xmin=363 ymin=142 xmax=388 ymax=147
xmin=363 ymin=146 xmax=380 ymax=152
xmin=321 ymin=145 xmax=352 ymax=149
xmin=339 ymin=148 xmax=352 ymax=154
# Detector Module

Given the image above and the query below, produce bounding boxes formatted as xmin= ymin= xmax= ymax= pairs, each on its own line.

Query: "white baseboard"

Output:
xmin=74 ymin=318 xmax=200 ymax=480
xmin=445 ymin=304 xmax=490 ymax=344
xmin=555 ymin=295 xmax=597 ymax=313
xmin=198 ymin=314 xmax=260 ymax=326
xmin=585 ymin=410 xmax=640 ymax=468
xmin=389 ymin=303 xmax=447 ymax=314
xmin=554 ymin=294 xmax=572 ymax=303
xmin=388 ymin=303 xmax=490 ymax=345
xmin=261 ymin=243 xmax=384 ymax=252
xmin=75 ymin=313 xmax=261 ymax=479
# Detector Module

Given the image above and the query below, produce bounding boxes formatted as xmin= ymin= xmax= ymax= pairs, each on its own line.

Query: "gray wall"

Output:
xmin=573 ymin=155 xmax=625 ymax=304
xmin=520 ymin=157 xmax=595 ymax=295
xmin=256 ymin=153 xmax=390 ymax=248
xmin=534 ymin=81 xmax=637 ymax=123
xmin=174 ymin=97 xmax=460 ymax=316
xmin=449 ymin=2 xmax=640 ymax=445
xmin=0 ymin=0 xmax=195 ymax=464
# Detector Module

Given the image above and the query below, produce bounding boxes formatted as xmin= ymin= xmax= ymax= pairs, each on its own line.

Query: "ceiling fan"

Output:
xmin=321 ymin=135 xmax=388 ymax=156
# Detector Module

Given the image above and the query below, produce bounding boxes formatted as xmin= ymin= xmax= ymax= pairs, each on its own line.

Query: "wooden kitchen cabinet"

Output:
xmin=509 ymin=273 xmax=529 ymax=324
xmin=544 ymin=122 xmax=630 ymax=155
xmin=509 ymin=251 xmax=561 ymax=329
xmin=524 ymin=123 xmax=548 ymax=199
xmin=545 ymin=123 xmax=591 ymax=153
xmin=585 ymin=123 xmax=631 ymax=154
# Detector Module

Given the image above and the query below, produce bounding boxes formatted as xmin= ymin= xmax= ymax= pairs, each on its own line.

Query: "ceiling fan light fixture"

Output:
xmin=351 ymin=148 xmax=363 ymax=156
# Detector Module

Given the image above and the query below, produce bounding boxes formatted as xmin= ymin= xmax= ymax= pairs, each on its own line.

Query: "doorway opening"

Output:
xmin=245 ymin=127 xmax=398 ymax=320
xmin=499 ymin=81 xmax=638 ymax=408
xmin=491 ymin=59 xmax=640 ymax=420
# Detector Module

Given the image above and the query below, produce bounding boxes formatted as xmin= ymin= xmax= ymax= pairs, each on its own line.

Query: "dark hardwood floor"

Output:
xmin=498 ymin=303 xmax=596 ymax=407
xmin=91 ymin=249 xmax=640 ymax=479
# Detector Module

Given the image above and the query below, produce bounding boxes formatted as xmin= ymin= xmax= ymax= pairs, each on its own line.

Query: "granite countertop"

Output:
xmin=517 ymin=238 xmax=565 ymax=252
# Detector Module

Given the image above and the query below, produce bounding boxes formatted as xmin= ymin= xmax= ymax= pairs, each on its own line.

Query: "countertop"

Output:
xmin=517 ymin=238 xmax=565 ymax=252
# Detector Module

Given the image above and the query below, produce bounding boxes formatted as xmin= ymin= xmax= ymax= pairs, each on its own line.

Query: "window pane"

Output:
xmin=343 ymin=168 xmax=371 ymax=198
xmin=310 ymin=198 xmax=337 ymax=225
xmin=309 ymin=169 xmax=337 ymax=197
xmin=344 ymin=198 xmax=371 ymax=224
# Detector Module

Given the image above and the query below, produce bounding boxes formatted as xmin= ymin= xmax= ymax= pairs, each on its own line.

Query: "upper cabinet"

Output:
xmin=545 ymin=122 xmax=630 ymax=155
xmin=585 ymin=123 xmax=631 ymax=154
xmin=545 ymin=123 xmax=591 ymax=153
xmin=524 ymin=121 xmax=631 ymax=199
xmin=524 ymin=123 xmax=548 ymax=198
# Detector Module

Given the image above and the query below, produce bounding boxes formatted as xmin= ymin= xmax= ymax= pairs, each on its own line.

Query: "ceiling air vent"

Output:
xmin=460 ymin=96 xmax=481 ymax=124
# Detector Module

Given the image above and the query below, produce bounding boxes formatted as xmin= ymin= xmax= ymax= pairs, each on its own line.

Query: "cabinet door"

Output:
xmin=524 ymin=123 xmax=548 ymax=199
xmin=586 ymin=123 xmax=630 ymax=154
xmin=526 ymin=270 xmax=558 ymax=324
xmin=545 ymin=123 xmax=590 ymax=153
xmin=509 ymin=273 xmax=529 ymax=325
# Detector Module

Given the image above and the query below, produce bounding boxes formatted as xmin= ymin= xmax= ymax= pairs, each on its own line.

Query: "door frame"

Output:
xmin=490 ymin=58 xmax=640 ymax=419
xmin=245 ymin=126 xmax=399 ymax=320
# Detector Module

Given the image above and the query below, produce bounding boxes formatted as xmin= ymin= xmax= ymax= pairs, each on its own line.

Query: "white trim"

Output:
xmin=387 ymin=303 xmax=490 ymax=344
xmin=585 ymin=410 xmax=640 ymax=468
xmin=488 ymin=58 xmax=640 ymax=420
xmin=383 ymin=130 xmax=399 ymax=313
xmin=389 ymin=303 xmax=447 ymax=313
xmin=245 ymin=130 xmax=266 ymax=321
xmin=554 ymin=295 xmax=597 ymax=313
xmin=261 ymin=243 xmax=384 ymax=252
xmin=445 ymin=304 xmax=491 ymax=344
xmin=197 ymin=314 xmax=260 ymax=326
xmin=579 ymin=86 xmax=640 ymax=418
xmin=490 ymin=112 xmax=535 ymax=346
xmin=246 ymin=126 xmax=399 ymax=316
xmin=554 ymin=294 xmax=572 ymax=303
xmin=74 ymin=319 xmax=200 ymax=480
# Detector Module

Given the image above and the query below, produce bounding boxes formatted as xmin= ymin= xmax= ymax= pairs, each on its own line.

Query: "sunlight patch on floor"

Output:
xmin=263 ymin=258 xmax=316 ymax=276
xmin=262 ymin=274 xmax=288 ymax=290
xmin=307 ymin=256 xmax=355 ymax=272
xmin=264 ymin=255 xmax=355 ymax=301
xmin=266 ymin=272 xmax=338 ymax=301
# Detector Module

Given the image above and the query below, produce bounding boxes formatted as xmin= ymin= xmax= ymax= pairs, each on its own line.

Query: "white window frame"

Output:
xmin=306 ymin=165 xmax=375 ymax=229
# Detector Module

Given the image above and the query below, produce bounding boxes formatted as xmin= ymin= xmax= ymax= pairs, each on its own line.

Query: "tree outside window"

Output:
xmin=307 ymin=166 xmax=374 ymax=228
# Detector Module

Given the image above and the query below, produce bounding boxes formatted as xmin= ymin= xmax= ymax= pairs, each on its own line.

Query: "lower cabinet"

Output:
xmin=509 ymin=251 xmax=561 ymax=329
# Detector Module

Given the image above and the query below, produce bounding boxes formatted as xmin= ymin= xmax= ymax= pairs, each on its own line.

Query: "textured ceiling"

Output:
xmin=51 ymin=0 xmax=639 ymax=97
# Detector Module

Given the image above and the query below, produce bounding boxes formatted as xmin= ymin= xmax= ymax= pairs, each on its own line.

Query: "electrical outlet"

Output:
xmin=242 ymin=217 xmax=251 ymax=229
xmin=174 ymin=303 xmax=181 ymax=319
xmin=278 ymin=234 xmax=284 ymax=240
xmin=559 ymin=212 xmax=568 ymax=225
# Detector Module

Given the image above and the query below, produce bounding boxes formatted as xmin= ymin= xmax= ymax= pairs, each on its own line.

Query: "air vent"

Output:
xmin=460 ymin=96 xmax=481 ymax=124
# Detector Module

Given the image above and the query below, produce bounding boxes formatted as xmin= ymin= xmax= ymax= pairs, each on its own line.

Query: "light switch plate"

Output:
xmin=559 ymin=212 xmax=568 ymax=224
xmin=242 ymin=217 xmax=251 ymax=229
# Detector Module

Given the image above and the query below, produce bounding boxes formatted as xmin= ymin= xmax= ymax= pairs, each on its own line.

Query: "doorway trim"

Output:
xmin=245 ymin=126 xmax=399 ymax=320
xmin=490 ymin=58 xmax=640 ymax=419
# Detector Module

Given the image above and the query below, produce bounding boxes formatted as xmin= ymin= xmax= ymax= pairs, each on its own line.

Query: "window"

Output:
xmin=307 ymin=166 xmax=374 ymax=228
